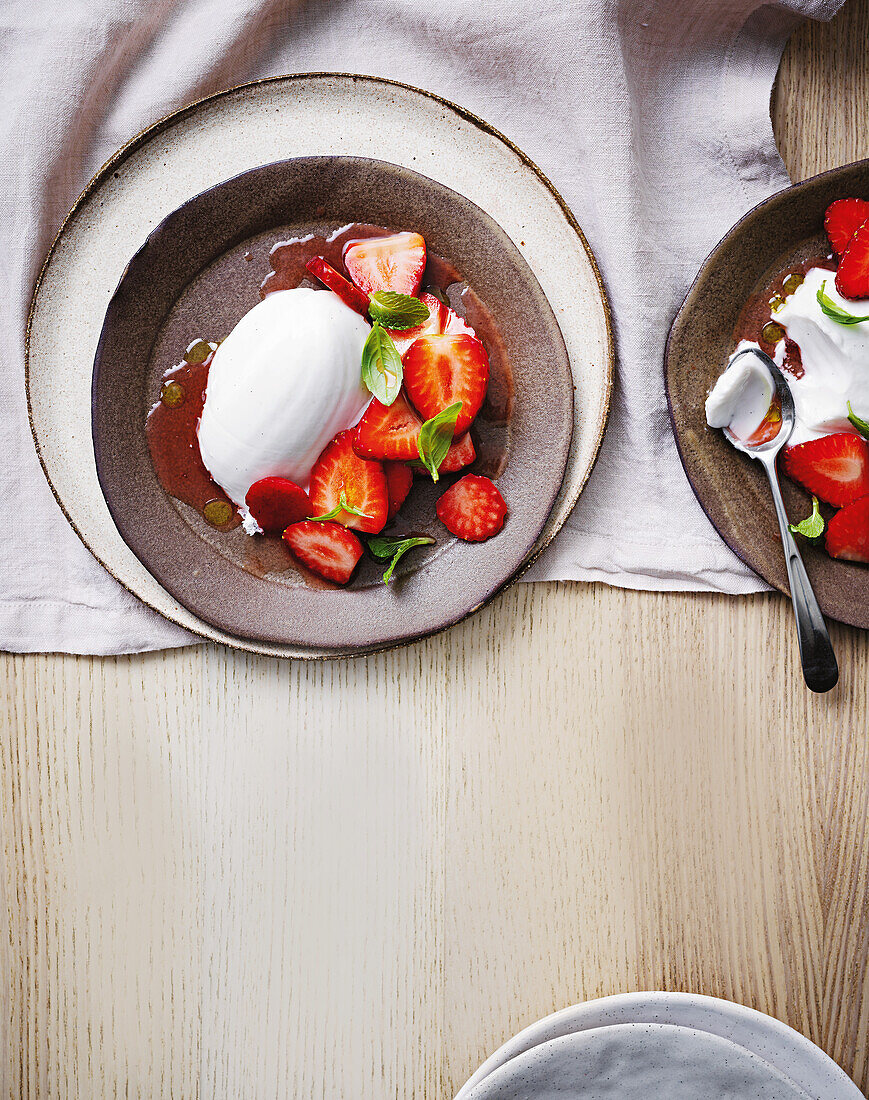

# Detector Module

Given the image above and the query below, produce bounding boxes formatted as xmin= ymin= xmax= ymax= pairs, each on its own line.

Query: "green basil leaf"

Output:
xmin=309 ymin=489 xmax=370 ymax=523
xmin=417 ymin=402 xmax=462 ymax=482
xmin=788 ymin=495 xmax=825 ymax=544
xmin=368 ymin=292 xmax=430 ymax=330
xmin=367 ymin=535 xmax=435 ymax=584
xmin=361 ymin=323 xmax=403 ymax=405
xmin=366 ymin=534 xmax=422 ymax=558
xmin=847 ymin=401 xmax=869 ymax=439
xmin=817 ymin=281 xmax=869 ymax=325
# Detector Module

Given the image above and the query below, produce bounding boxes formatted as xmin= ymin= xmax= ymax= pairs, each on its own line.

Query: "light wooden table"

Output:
xmin=4 ymin=6 xmax=869 ymax=1097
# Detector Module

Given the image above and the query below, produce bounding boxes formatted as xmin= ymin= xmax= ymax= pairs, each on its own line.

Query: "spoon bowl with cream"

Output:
xmin=706 ymin=347 xmax=838 ymax=693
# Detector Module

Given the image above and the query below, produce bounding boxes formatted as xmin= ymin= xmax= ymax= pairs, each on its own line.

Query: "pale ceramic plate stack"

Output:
xmin=27 ymin=74 xmax=613 ymax=658
xmin=456 ymin=993 xmax=863 ymax=1099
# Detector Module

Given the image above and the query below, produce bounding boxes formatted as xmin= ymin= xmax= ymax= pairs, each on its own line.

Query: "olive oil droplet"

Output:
xmin=782 ymin=272 xmax=805 ymax=296
xmin=204 ymin=499 xmax=233 ymax=527
xmin=160 ymin=380 xmax=184 ymax=407
xmin=185 ymin=339 xmax=212 ymax=364
xmin=769 ymin=292 xmax=785 ymax=312
xmin=761 ymin=321 xmax=785 ymax=345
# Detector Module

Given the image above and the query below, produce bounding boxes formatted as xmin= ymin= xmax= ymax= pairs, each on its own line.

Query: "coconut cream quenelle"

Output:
xmin=197 ymin=287 xmax=371 ymax=525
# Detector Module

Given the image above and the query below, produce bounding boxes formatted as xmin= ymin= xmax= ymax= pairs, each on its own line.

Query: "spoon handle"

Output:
xmin=762 ymin=458 xmax=838 ymax=693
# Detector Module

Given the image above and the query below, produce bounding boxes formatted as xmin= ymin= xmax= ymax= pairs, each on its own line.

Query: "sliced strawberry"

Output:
xmin=384 ymin=461 xmax=414 ymax=520
xmin=439 ymin=432 xmax=476 ymax=473
xmin=436 ymin=474 xmax=507 ymax=541
xmin=825 ymin=198 xmax=869 ymax=256
xmin=344 ymin=232 xmax=426 ymax=297
xmin=403 ymin=333 xmax=489 ymax=436
xmin=826 ymin=496 xmax=869 ymax=563
xmin=783 ymin=433 xmax=869 ymax=507
xmin=385 ymin=292 xmax=447 ymax=355
xmin=385 ymin=292 xmax=477 ymax=355
xmin=245 ymin=476 xmax=312 ymax=535
xmin=835 ymin=221 xmax=869 ymax=300
xmin=309 ymin=429 xmax=388 ymax=533
xmin=283 ymin=520 xmax=363 ymax=584
xmin=353 ymin=390 xmax=422 ymax=461
xmin=442 ymin=308 xmax=476 ymax=338
xmin=305 ymin=256 xmax=370 ymax=314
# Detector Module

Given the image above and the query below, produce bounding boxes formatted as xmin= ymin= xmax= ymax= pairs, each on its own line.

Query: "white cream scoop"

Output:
xmin=197 ymin=287 xmax=370 ymax=509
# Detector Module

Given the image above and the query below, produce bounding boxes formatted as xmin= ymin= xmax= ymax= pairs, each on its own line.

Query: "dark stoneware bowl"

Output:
xmin=666 ymin=159 xmax=869 ymax=629
xmin=93 ymin=157 xmax=573 ymax=648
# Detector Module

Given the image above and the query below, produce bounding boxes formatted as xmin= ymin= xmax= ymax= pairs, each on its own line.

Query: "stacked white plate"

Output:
xmin=456 ymin=993 xmax=863 ymax=1100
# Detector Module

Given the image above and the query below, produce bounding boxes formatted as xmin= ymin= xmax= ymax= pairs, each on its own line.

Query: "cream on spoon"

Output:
xmin=708 ymin=347 xmax=838 ymax=693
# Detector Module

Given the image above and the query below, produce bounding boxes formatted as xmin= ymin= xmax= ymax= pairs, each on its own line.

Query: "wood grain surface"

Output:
xmin=4 ymin=4 xmax=869 ymax=1096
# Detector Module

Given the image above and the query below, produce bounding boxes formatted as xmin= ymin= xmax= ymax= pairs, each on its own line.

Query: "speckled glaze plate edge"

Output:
xmin=27 ymin=73 xmax=614 ymax=659
xmin=456 ymin=992 xmax=863 ymax=1100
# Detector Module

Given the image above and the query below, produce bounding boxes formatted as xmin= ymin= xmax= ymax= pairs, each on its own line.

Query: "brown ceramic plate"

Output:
xmin=666 ymin=159 xmax=869 ymax=629
xmin=92 ymin=156 xmax=573 ymax=648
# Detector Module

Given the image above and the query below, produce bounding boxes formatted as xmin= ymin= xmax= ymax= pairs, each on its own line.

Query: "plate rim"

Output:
xmin=25 ymin=72 xmax=615 ymax=658
xmin=664 ymin=157 xmax=869 ymax=628
xmin=456 ymin=991 xmax=863 ymax=1099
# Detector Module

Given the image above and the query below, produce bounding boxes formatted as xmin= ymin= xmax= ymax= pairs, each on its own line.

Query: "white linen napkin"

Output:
xmin=0 ymin=0 xmax=846 ymax=653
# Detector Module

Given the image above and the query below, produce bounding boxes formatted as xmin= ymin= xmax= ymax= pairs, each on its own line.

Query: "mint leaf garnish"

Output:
xmin=788 ymin=496 xmax=825 ymax=544
xmin=361 ymin=323 xmax=403 ymax=406
xmin=309 ymin=489 xmax=370 ymax=523
xmin=367 ymin=534 xmax=435 ymax=584
xmin=817 ymin=281 xmax=869 ymax=325
xmin=368 ymin=292 xmax=430 ymax=330
xmin=848 ymin=401 xmax=869 ymax=439
xmin=417 ymin=402 xmax=462 ymax=482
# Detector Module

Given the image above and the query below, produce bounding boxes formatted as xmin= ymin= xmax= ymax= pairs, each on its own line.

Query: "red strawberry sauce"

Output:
xmin=146 ymin=349 xmax=240 ymax=530
xmin=146 ymin=223 xmax=513 ymax=540
xmin=743 ymin=395 xmax=783 ymax=446
xmin=733 ymin=253 xmax=837 ymax=381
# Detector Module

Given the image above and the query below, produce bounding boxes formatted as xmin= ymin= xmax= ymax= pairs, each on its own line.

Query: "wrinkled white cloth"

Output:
xmin=0 ymin=0 xmax=846 ymax=653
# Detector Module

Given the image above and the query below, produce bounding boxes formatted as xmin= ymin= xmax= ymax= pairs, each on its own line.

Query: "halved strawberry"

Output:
xmin=783 ymin=433 xmax=869 ymax=507
xmin=403 ymin=333 xmax=489 ymax=436
xmin=245 ymin=476 xmax=312 ymax=535
xmin=385 ymin=292 xmax=477 ymax=355
xmin=835 ymin=221 xmax=869 ymax=300
xmin=344 ymin=232 xmax=426 ymax=297
xmin=384 ymin=461 xmax=414 ymax=519
xmin=436 ymin=474 xmax=507 ymax=541
xmin=826 ymin=496 xmax=869 ymax=563
xmin=439 ymin=432 xmax=476 ymax=473
xmin=305 ymin=256 xmax=369 ymax=314
xmin=283 ymin=520 xmax=363 ymax=584
xmin=309 ymin=429 xmax=388 ymax=533
xmin=353 ymin=390 xmax=422 ymax=461
xmin=825 ymin=198 xmax=869 ymax=256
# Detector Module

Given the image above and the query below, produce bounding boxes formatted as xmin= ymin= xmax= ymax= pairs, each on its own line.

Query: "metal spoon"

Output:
xmin=721 ymin=348 xmax=838 ymax=693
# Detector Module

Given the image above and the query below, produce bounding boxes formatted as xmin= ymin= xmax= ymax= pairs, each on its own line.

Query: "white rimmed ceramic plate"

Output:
xmin=27 ymin=74 xmax=613 ymax=658
xmin=456 ymin=992 xmax=862 ymax=1100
